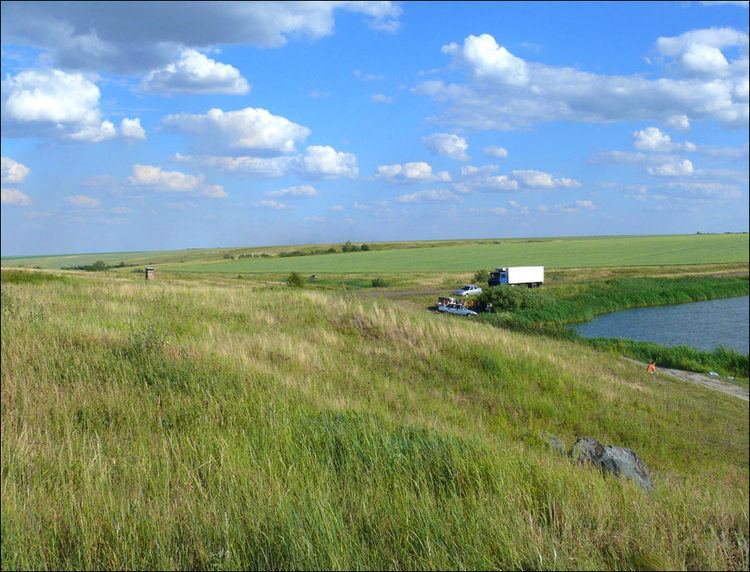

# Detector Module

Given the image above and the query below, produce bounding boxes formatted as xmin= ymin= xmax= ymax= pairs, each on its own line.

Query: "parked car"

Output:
xmin=437 ymin=303 xmax=478 ymax=316
xmin=454 ymin=284 xmax=483 ymax=296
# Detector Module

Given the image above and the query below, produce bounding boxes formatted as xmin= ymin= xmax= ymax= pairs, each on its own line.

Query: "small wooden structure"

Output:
xmin=145 ymin=266 xmax=155 ymax=280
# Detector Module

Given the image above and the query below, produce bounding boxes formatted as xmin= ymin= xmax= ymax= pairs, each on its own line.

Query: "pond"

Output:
xmin=572 ymin=295 xmax=749 ymax=353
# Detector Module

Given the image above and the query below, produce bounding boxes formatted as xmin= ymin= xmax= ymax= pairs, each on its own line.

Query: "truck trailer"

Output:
xmin=488 ymin=266 xmax=544 ymax=288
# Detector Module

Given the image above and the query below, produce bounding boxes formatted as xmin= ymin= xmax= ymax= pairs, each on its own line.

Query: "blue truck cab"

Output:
xmin=488 ymin=268 xmax=508 ymax=286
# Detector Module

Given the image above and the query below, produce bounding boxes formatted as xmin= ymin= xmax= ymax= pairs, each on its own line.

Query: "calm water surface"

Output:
xmin=573 ymin=296 xmax=749 ymax=353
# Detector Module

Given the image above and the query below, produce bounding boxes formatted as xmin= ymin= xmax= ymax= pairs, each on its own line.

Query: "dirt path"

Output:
xmin=624 ymin=358 xmax=748 ymax=401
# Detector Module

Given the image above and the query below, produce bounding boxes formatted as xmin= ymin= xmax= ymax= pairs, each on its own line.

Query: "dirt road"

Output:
xmin=625 ymin=358 xmax=748 ymax=401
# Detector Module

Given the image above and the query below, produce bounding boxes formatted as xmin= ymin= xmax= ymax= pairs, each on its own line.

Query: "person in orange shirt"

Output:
xmin=647 ymin=360 xmax=657 ymax=374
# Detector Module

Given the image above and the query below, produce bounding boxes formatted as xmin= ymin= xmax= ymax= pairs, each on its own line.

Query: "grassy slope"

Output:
xmin=1 ymin=272 xmax=748 ymax=570
xmin=165 ymin=234 xmax=749 ymax=274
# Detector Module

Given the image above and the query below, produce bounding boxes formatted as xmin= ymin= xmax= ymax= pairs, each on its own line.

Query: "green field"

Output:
xmin=2 ymin=270 xmax=748 ymax=570
xmin=3 ymin=234 xmax=748 ymax=273
xmin=164 ymin=234 xmax=749 ymax=274
xmin=0 ymin=248 xmax=219 ymax=270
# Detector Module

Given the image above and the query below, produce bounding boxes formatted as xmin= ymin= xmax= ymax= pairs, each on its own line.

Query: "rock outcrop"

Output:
xmin=569 ymin=436 xmax=653 ymax=492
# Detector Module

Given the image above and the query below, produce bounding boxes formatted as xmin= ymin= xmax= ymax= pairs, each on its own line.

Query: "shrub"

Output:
xmin=361 ymin=243 xmax=371 ymax=251
xmin=286 ymin=272 xmax=305 ymax=288
xmin=473 ymin=269 xmax=489 ymax=283
xmin=371 ymin=277 xmax=388 ymax=288
xmin=478 ymin=286 xmax=553 ymax=312
xmin=61 ymin=260 xmax=111 ymax=271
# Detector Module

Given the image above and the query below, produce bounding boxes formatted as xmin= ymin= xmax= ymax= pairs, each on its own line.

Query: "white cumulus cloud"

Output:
xmin=666 ymin=114 xmax=691 ymax=131
xmin=511 ymin=170 xmax=581 ymax=188
xmin=253 ymin=199 xmax=289 ymax=210
xmin=162 ymin=107 xmax=310 ymax=154
xmin=129 ymin=164 xmax=203 ymax=191
xmin=417 ymin=29 xmax=749 ymax=129
xmin=201 ymin=184 xmax=228 ymax=199
xmin=656 ymin=27 xmax=748 ymax=76
xmin=1 ymin=188 xmax=32 ymax=206
xmin=1 ymin=68 xmax=145 ymax=142
xmin=1 ymin=68 xmax=119 ymax=142
xmin=442 ymin=34 xmax=529 ymax=86
xmin=300 ymin=145 xmax=358 ymax=178
xmin=66 ymin=194 xmax=100 ymax=208
xmin=120 ymin=118 xmax=146 ymax=140
xmin=1 ymin=157 xmax=30 ymax=184
xmin=646 ymin=159 xmax=695 ymax=176
xmin=174 ymin=153 xmax=294 ymax=178
xmin=456 ymin=165 xmax=579 ymax=193
xmin=483 ymin=146 xmax=508 ymax=158
xmin=632 ymin=127 xmax=696 ymax=153
xmin=371 ymin=93 xmax=393 ymax=104
xmin=173 ymin=146 xmax=358 ymax=180
xmin=267 ymin=184 xmax=319 ymax=198
xmin=69 ymin=120 xmax=117 ymax=143
xmin=377 ymin=161 xmax=451 ymax=183
xmin=556 ymin=200 xmax=596 ymax=213
xmin=396 ymin=189 xmax=460 ymax=203
xmin=141 ymin=49 xmax=250 ymax=94
xmin=423 ymin=133 xmax=469 ymax=160
xmin=2 ymin=68 xmax=100 ymax=125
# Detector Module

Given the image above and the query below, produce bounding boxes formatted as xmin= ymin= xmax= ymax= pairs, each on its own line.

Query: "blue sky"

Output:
xmin=1 ymin=1 xmax=748 ymax=256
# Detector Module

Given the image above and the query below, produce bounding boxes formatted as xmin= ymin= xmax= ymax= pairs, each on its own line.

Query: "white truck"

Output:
xmin=488 ymin=266 xmax=544 ymax=288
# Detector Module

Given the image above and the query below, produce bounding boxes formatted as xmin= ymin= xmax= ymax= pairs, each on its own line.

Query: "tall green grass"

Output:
xmin=1 ymin=274 xmax=748 ymax=569
xmin=0 ymin=269 xmax=67 ymax=284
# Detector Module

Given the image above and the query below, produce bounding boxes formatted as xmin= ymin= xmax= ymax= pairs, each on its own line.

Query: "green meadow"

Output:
xmin=164 ymin=234 xmax=749 ymax=274
xmin=3 ymin=233 xmax=748 ymax=273
xmin=1 ymin=270 xmax=748 ymax=570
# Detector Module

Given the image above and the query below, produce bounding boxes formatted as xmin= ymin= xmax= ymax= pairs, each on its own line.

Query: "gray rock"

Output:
xmin=599 ymin=445 xmax=653 ymax=492
xmin=568 ymin=437 xmax=653 ymax=492
xmin=544 ymin=433 xmax=566 ymax=455
xmin=569 ymin=437 xmax=604 ymax=465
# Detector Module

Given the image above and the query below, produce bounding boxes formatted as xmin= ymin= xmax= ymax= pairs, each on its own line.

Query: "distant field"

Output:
xmin=166 ymin=234 xmax=749 ymax=274
xmin=3 ymin=234 xmax=748 ymax=273
xmin=0 ymin=238 xmax=501 ymax=270
xmin=0 ymin=249 xmax=217 ymax=270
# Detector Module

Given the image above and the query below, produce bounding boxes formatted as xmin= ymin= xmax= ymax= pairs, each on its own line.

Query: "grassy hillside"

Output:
xmin=3 ymin=234 xmax=748 ymax=272
xmin=2 ymin=270 xmax=748 ymax=570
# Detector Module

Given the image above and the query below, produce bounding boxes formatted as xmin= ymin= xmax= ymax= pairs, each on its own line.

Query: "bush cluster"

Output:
xmin=477 ymin=286 xmax=553 ymax=312
xmin=286 ymin=272 xmax=305 ymax=288
xmin=342 ymin=241 xmax=370 ymax=252
xmin=279 ymin=248 xmax=337 ymax=257
xmin=62 ymin=260 xmax=129 ymax=271
xmin=473 ymin=269 xmax=489 ymax=284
